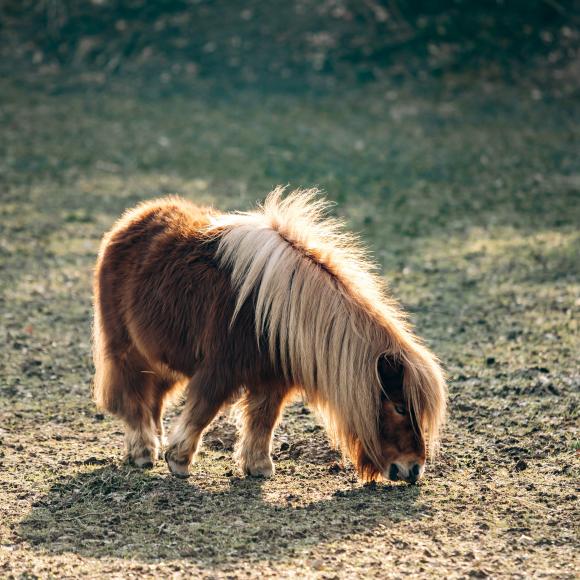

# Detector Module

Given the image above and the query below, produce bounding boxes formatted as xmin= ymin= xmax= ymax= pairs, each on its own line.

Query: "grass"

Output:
xmin=0 ymin=67 xmax=579 ymax=578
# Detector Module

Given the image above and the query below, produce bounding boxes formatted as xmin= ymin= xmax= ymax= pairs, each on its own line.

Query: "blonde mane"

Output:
xmin=208 ymin=188 xmax=446 ymax=468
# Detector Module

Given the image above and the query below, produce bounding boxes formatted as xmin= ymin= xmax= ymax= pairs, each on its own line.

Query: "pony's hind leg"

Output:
xmin=118 ymin=364 xmax=165 ymax=468
xmin=124 ymin=414 xmax=158 ymax=469
xmin=125 ymin=373 xmax=178 ymax=467
xmin=165 ymin=370 xmax=233 ymax=478
xmin=235 ymin=387 xmax=289 ymax=478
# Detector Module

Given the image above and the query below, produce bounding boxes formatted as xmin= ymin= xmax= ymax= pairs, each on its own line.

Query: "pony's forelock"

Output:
xmin=207 ymin=187 xmax=446 ymax=471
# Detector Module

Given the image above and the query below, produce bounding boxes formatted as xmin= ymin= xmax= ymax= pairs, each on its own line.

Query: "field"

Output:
xmin=1 ymin=63 xmax=579 ymax=577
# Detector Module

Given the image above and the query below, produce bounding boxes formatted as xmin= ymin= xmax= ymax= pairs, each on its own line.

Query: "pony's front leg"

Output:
xmin=235 ymin=388 xmax=288 ymax=478
xmin=165 ymin=371 xmax=229 ymax=478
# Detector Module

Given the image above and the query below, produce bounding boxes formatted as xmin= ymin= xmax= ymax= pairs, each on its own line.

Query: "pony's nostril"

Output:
xmin=407 ymin=463 xmax=421 ymax=483
xmin=389 ymin=464 xmax=399 ymax=481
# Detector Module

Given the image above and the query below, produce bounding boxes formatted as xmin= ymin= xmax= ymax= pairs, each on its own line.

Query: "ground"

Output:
xmin=0 ymin=65 xmax=579 ymax=578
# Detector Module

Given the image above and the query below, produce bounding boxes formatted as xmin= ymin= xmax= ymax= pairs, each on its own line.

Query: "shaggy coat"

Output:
xmin=93 ymin=189 xmax=446 ymax=481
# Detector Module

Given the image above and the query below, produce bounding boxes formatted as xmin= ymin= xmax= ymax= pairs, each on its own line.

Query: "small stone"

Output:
xmin=328 ymin=462 xmax=343 ymax=474
xmin=310 ymin=559 xmax=324 ymax=570
xmin=514 ymin=459 xmax=528 ymax=472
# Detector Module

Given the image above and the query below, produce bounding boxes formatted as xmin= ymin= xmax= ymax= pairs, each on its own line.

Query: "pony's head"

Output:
xmin=354 ymin=347 xmax=445 ymax=484
xmin=377 ymin=354 xmax=425 ymax=483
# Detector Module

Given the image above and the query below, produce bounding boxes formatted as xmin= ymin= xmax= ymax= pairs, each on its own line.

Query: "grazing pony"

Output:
xmin=93 ymin=189 xmax=446 ymax=482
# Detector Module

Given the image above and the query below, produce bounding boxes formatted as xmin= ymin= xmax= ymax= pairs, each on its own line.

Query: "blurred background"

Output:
xmin=1 ymin=1 xmax=579 ymax=237
xmin=2 ymin=0 xmax=579 ymax=89
xmin=1 ymin=2 xmax=579 ymax=578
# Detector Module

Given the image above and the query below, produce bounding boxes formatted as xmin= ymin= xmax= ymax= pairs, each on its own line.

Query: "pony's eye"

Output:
xmin=394 ymin=404 xmax=406 ymax=415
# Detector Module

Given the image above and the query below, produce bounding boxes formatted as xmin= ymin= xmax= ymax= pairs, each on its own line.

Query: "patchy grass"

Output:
xmin=0 ymin=70 xmax=578 ymax=578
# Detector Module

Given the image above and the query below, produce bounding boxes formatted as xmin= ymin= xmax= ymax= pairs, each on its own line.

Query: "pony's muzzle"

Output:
xmin=386 ymin=462 xmax=424 ymax=484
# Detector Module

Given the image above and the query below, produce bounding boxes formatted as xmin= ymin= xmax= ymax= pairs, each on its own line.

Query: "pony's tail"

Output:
xmin=92 ymin=303 xmax=119 ymax=414
xmin=91 ymin=298 xmax=140 ymax=419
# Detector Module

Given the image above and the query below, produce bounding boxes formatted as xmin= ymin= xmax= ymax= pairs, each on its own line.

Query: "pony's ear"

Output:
xmin=377 ymin=354 xmax=404 ymax=400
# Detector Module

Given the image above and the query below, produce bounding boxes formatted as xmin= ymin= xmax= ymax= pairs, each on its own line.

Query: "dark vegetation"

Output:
xmin=2 ymin=0 xmax=580 ymax=88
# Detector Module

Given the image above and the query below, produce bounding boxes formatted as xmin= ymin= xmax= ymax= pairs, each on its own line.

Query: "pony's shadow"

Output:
xmin=20 ymin=463 xmax=426 ymax=565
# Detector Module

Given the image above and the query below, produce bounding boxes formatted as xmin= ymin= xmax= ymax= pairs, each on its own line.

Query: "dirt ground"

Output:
xmin=0 ymin=65 xmax=579 ymax=578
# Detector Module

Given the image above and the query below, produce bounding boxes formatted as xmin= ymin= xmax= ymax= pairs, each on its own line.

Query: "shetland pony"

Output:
xmin=93 ymin=189 xmax=446 ymax=483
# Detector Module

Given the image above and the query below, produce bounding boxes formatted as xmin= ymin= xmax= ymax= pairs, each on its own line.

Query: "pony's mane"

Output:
xmin=207 ymin=188 xmax=446 ymax=470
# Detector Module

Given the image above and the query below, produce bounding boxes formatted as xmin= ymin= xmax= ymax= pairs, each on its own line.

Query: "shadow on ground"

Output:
xmin=19 ymin=465 xmax=423 ymax=564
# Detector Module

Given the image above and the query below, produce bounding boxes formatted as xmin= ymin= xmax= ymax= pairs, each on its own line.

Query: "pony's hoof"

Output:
xmin=126 ymin=449 xmax=156 ymax=469
xmin=243 ymin=457 xmax=275 ymax=478
xmin=165 ymin=450 xmax=190 ymax=478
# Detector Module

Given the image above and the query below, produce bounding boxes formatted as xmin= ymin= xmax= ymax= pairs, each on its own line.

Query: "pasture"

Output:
xmin=1 ymin=57 xmax=579 ymax=577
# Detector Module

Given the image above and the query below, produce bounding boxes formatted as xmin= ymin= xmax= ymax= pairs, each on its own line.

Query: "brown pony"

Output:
xmin=93 ymin=189 xmax=446 ymax=483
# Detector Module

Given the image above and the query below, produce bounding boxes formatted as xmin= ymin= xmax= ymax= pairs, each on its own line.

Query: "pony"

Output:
xmin=93 ymin=188 xmax=446 ymax=483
